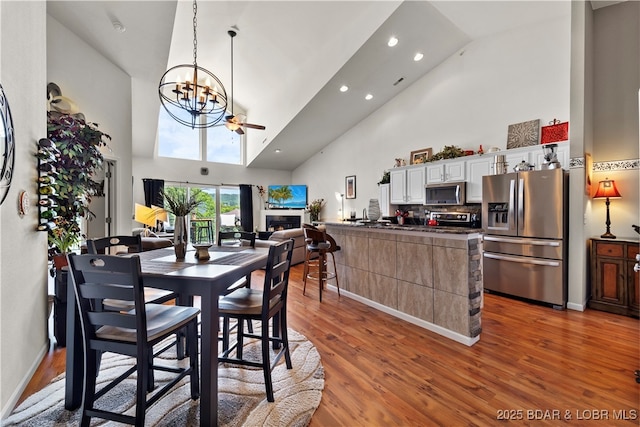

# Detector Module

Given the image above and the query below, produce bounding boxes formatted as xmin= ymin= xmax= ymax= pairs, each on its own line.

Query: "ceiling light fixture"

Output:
xmin=274 ymin=149 xmax=282 ymax=153
xmin=414 ymin=52 xmax=424 ymax=61
xmin=365 ymin=94 xmax=373 ymax=100
xmin=111 ymin=20 xmax=126 ymax=33
xmin=158 ymin=0 xmax=228 ymax=129
xmin=224 ymin=28 xmax=265 ymax=134
xmin=387 ymin=36 xmax=398 ymax=47
xmin=339 ymin=85 xmax=349 ymax=92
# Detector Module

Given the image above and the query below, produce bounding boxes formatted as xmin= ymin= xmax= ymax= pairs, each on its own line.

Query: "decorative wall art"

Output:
xmin=0 ymin=83 xmax=15 ymax=206
xmin=410 ymin=148 xmax=433 ymax=165
xmin=345 ymin=175 xmax=356 ymax=199
xmin=507 ymin=119 xmax=540 ymax=149
xmin=541 ymin=119 xmax=569 ymax=144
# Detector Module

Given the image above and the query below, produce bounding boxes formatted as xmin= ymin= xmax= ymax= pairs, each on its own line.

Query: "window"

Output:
xmin=157 ymin=108 xmax=242 ymax=164
xmin=163 ymin=184 xmax=241 ymax=244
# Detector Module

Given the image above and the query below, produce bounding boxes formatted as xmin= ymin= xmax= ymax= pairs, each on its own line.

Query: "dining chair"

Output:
xmin=86 ymin=235 xmax=177 ymax=308
xmin=67 ymin=253 xmax=200 ymax=427
xmin=218 ymin=239 xmax=295 ymax=402
xmin=302 ymin=226 xmax=341 ymax=301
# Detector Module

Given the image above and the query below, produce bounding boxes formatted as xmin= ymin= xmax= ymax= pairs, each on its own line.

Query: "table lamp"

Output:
xmin=593 ymin=178 xmax=621 ymax=239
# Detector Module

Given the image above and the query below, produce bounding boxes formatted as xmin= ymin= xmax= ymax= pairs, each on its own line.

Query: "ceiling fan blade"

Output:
xmin=240 ymin=123 xmax=266 ymax=130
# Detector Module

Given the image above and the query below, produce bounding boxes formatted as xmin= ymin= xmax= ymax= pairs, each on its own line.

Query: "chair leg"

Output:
xmin=136 ymin=349 xmax=148 ymax=426
xmin=261 ymin=318 xmax=274 ymax=402
xmin=81 ymin=349 xmax=99 ymax=427
xmin=280 ymin=309 xmax=292 ymax=369
xmin=329 ymin=252 xmax=340 ymax=297
xmin=188 ymin=320 xmax=200 ymax=399
xmin=236 ymin=318 xmax=245 ymax=359
xmin=302 ymin=250 xmax=310 ymax=295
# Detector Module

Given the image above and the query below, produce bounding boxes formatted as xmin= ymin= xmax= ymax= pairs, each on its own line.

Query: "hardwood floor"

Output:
xmin=18 ymin=264 xmax=639 ymax=425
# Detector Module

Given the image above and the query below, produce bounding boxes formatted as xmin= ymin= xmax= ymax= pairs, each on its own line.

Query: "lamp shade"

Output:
xmin=593 ymin=179 xmax=622 ymax=199
xmin=134 ymin=203 xmax=158 ymax=228
xmin=151 ymin=205 xmax=169 ymax=223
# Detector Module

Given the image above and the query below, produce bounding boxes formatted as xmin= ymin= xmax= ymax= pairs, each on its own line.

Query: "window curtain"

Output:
xmin=239 ymin=184 xmax=253 ymax=231
xmin=143 ymin=178 xmax=164 ymax=207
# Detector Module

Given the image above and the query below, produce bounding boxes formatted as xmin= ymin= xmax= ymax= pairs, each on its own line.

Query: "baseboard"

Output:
xmin=566 ymin=301 xmax=586 ymax=311
xmin=0 ymin=342 xmax=48 ymax=420
xmin=329 ymin=286 xmax=480 ymax=347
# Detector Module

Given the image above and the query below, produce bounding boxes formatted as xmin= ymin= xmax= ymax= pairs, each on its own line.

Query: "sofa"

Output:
xmin=255 ymin=228 xmax=311 ymax=265
xmin=132 ymin=228 xmax=174 ymax=251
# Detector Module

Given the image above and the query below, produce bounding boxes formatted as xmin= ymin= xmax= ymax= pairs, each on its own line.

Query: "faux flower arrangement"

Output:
xmin=307 ymin=198 xmax=326 ymax=222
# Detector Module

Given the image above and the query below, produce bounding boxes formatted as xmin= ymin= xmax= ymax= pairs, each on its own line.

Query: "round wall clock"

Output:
xmin=0 ymin=83 xmax=16 ymax=206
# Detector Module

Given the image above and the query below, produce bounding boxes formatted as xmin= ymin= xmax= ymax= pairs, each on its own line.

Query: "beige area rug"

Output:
xmin=5 ymin=329 xmax=324 ymax=426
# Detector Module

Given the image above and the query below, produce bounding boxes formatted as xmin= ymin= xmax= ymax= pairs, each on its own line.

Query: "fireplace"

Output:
xmin=266 ymin=215 xmax=301 ymax=231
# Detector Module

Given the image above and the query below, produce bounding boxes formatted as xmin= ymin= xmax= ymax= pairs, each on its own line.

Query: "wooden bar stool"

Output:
xmin=303 ymin=227 xmax=340 ymax=301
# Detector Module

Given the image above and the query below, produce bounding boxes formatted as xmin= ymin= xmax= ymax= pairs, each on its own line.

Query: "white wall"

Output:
xmin=47 ymin=15 xmax=133 ymax=236
xmin=0 ymin=0 xmax=48 ymax=416
xmin=293 ymin=16 xmax=571 ymax=221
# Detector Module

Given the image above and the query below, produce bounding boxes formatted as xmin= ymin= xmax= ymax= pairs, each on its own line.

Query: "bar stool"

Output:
xmin=303 ymin=227 xmax=340 ymax=301
xmin=191 ymin=218 xmax=214 ymax=244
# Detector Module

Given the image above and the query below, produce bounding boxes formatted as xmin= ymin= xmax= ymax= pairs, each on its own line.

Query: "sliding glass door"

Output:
xmin=164 ymin=184 xmax=241 ymax=244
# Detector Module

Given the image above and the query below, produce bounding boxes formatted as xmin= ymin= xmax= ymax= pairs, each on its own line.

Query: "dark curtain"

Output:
xmin=143 ymin=178 xmax=164 ymax=207
xmin=239 ymin=184 xmax=254 ymax=232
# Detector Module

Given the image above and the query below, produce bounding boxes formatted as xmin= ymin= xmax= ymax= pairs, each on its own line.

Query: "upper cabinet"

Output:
xmin=426 ymin=160 xmax=466 ymax=184
xmin=465 ymin=156 xmax=493 ymax=203
xmin=390 ymin=166 xmax=426 ymax=204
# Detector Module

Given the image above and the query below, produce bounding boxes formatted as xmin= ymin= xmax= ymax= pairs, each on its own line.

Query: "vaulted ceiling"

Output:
xmin=47 ymin=1 xmax=575 ymax=171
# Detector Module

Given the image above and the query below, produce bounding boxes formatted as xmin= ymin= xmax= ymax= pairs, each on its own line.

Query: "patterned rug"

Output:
xmin=5 ymin=329 xmax=324 ymax=426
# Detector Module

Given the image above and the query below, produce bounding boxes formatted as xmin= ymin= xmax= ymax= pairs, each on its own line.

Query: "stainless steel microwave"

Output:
xmin=424 ymin=182 xmax=466 ymax=206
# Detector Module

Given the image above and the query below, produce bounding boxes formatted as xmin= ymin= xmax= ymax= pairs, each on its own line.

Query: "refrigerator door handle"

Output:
xmin=483 ymin=235 xmax=561 ymax=247
xmin=484 ymin=252 xmax=560 ymax=267
xmin=517 ymin=177 xmax=524 ymax=234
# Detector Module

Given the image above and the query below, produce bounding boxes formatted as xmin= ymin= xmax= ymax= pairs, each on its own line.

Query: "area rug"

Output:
xmin=5 ymin=328 xmax=324 ymax=426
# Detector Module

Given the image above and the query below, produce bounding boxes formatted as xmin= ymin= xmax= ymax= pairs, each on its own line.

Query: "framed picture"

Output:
xmin=410 ymin=148 xmax=432 ymax=165
xmin=507 ymin=119 xmax=540 ymax=149
xmin=345 ymin=175 xmax=356 ymax=199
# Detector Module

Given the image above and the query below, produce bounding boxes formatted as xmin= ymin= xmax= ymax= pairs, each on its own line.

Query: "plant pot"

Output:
xmin=52 ymin=253 xmax=68 ymax=270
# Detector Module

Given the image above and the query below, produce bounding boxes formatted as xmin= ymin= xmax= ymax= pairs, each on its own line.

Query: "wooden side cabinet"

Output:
xmin=589 ymin=238 xmax=640 ymax=317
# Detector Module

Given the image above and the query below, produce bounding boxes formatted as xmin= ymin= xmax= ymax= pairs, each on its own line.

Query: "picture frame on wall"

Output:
xmin=410 ymin=148 xmax=432 ymax=165
xmin=345 ymin=175 xmax=356 ymax=199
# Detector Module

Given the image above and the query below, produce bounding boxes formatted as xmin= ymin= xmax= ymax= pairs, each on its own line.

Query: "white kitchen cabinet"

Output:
xmin=378 ymin=183 xmax=394 ymax=217
xmin=426 ymin=160 xmax=466 ymax=184
xmin=389 ymin=166 xmax=425 ymax=204
xmin=389 ymin=169 xmax=407 ymax=204
xmin=465 ymin=156 xmax=494 ymax=203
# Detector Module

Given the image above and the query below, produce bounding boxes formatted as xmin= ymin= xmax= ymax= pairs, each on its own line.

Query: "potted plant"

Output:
xmin=161 ymin=188 xmax=201 ymax=259
xmin=43 ymin=111 xmax=111 ymax=268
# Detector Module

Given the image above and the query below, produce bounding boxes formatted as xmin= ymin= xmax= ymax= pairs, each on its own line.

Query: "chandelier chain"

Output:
xmin=192 ymin=0 xmax=197 ymax=66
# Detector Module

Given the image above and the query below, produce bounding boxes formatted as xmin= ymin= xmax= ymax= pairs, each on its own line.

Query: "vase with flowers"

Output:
xmin=307 ymin=198 xmax=325 ymax=223
xmin=161 ymin=188 xmax=201 ymax=259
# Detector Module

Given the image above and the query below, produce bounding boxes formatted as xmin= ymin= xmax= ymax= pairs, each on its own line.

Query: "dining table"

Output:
xmin=64 ymin=244 xmax=270 ymax=427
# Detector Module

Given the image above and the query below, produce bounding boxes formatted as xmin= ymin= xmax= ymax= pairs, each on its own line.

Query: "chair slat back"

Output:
xmin=67 ymin=254 xmax=146 ymax=341
xmin=262 ymin=239 xmax=294 ymax=316
xmin=303 ymin=227 xmax=326 ymax=245
xmin=87 ymin=235 xmax=143 ymax=255
xmin=218 ymin=231 xmax=256 ymax=247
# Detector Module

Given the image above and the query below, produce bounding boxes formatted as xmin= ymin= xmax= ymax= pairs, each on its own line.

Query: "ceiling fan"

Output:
xmin=224 ymin=29 xmax=265 ymax=135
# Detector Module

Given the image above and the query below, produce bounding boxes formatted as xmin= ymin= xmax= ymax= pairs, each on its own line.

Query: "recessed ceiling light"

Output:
xmin=274 ymin=149 xmax=281 ymax=153
xmin=387 ymin=36 xmax=398 ymax=47
xmin=365 ymin=94 xmax=373 ymax=101
xmin=339 ymin=85 xmax=349 ymax=92
xmin=414 ymin=52 xmax=424 ymax=62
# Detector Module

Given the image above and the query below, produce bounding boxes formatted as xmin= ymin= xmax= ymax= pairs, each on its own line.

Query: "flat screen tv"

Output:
xmin=267 ymin=185 xmax=307 ymax=209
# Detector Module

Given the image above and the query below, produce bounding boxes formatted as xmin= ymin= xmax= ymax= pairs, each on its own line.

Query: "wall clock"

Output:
xmin=0 ymin=83 xmax=16 ymax=206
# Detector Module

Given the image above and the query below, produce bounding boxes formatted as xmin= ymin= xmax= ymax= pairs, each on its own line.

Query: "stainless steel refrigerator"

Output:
xmin=481 ymin=168 xmax=568 ymax=308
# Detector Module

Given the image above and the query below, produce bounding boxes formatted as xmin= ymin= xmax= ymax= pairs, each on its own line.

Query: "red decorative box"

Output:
xmin=541 ymin=119 xmax=569 ymax=144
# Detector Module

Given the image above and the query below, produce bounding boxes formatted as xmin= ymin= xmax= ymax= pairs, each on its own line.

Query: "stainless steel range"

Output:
xmin=429 ymin=211 xmax=480 ymax=228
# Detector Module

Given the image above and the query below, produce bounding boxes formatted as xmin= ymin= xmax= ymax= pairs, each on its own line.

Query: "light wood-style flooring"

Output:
xmin=18 ymin=264 xmax=640 ymax=426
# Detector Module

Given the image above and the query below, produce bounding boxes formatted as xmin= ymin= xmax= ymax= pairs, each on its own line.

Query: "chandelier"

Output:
xmin=158 ymin=0 xmax=228 ymax=129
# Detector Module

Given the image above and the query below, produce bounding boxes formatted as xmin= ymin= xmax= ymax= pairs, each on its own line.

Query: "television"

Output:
xmin=267 ymin=185 xmax=307 ymax=209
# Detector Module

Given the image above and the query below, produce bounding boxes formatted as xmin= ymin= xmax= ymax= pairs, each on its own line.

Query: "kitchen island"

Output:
xmin=323 ymin=222 xmax=483 ymax=346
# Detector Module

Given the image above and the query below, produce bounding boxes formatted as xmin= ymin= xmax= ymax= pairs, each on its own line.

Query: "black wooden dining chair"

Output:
xmin=67 ymin=253 xmax=200 ymax=427
xmin=86 ymin=236 xmax=177 ymax=308
xmin=218 ymin=239 xmax=294 ymax=402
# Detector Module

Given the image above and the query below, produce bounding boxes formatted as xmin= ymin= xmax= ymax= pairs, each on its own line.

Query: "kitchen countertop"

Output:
xmin=322 ymin=221 xmax=483 ymax=235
